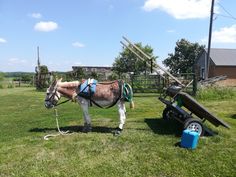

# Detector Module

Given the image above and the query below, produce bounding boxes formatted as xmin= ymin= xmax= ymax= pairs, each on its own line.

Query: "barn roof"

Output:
xmin=206 ymin=48 xmax=236 ymax=66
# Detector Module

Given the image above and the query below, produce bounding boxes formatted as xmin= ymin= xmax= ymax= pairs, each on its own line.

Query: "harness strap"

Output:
xmin=55 ymin=82 xmax=91 ymax=107
xmin=90 ymin=95 xmax=121 ymax=109
xmin=83 ymin=80 xmax=123 ymax=109
xmin=55 ymin=99 xmax=71 ymax=106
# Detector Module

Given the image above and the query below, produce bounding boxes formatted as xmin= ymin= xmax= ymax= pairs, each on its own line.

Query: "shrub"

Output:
xmin=7 ymin=83 xmax=15 ymax=88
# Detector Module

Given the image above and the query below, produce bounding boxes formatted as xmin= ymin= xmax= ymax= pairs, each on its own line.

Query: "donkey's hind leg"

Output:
xmin=114 ymin=100 xmax=126 ymax=135
xmin=79 ymin=97 xmax=92 ymax=133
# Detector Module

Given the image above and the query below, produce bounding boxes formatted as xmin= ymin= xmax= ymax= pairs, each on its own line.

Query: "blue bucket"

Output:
xmin=181 ymin=129 xmax=199 ymax=149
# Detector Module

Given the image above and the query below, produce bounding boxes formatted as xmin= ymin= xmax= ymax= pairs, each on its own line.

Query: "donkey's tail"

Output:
xmin=123 ymin=82 xmax=134 ymax=109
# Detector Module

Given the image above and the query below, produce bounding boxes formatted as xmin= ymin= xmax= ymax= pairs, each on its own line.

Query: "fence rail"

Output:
xmin=0 ymin=80 xmax=32 ymax=88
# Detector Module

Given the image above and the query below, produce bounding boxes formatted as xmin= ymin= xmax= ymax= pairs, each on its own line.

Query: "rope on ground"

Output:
xmin=44 ymin=108 xmax=74 ymax=140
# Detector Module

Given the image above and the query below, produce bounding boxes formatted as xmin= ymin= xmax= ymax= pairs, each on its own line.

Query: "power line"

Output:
xmin=214 ymin=13 xmax=236 ymax=21
xmin=217 ymin=3 xmax=236 ymax=21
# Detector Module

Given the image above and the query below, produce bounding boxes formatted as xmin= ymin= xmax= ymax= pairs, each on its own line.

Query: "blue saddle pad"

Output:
xmin=79 ymin=79 xmax=97 ymax=97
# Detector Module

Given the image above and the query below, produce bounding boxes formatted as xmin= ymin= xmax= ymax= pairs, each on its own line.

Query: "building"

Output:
xmin=72 ymin=66 xmax=112 ymax=80
xmin=196 ymin=48 xmax=236 ymax=80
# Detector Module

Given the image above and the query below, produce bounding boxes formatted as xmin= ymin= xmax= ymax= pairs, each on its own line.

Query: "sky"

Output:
xmin=0 ymin=0 xmax=236 ymax=72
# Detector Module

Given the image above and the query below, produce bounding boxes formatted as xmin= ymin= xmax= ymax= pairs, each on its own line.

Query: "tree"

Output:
xmin=40 ymin=65 xmax=49 ymax=74
xmin=21 ymin=74 xmax=32 ymax=82
xmin=74 ymin=68 xmax=85 ymax=79
xmin=35 ymin=65 xmax=50 ymax=90
xmin=163 ymin=39 xmax=204 ymax=74
xmin=112 ymin=43 xmax=157 ymax=77
xmin=90 ymin=71 xmax=98 ymax=79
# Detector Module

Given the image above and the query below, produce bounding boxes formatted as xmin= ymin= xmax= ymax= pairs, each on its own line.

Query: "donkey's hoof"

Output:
xmin=82 ymin=124 xmax=92 ymax=133
xmin=113 ymin=127 xmax=122 ymax=136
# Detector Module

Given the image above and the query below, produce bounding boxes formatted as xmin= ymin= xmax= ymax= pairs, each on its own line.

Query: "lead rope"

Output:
xmin=44 ymin=108 xmax=73 ymax=140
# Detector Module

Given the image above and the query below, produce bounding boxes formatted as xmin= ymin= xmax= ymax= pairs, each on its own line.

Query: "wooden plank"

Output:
xmin=122 ymin=36 xmax=185 ymax=87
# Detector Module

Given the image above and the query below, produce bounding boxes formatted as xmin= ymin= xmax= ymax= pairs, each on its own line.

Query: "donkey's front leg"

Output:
xmin=114 ymin=100 xmax=126 ymax=135
xmin=78 ymin=97 xmax=92 ymax=133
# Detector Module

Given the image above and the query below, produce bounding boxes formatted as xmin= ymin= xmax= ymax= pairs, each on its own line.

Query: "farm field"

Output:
xmin=0 ymin=87 xmax=236 ymax=177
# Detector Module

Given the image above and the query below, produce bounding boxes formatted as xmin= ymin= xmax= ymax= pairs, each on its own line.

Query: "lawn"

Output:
xmin=0 ymin=88 xmax=236 ymax=177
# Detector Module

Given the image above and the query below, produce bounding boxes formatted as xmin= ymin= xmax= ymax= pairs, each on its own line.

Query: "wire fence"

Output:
xmin=129 ymin=73 xmax=196 ymax=95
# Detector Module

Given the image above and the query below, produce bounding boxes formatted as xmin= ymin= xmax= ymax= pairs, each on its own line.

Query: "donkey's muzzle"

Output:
xmin=45 ymin=101 xmax=54 ymax=109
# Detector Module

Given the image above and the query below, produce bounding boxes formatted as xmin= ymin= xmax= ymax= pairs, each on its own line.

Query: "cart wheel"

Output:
xmin=162 ymin=107 xmax=174 ymax=120
xmin=184 ymin=118 xmax=204 ymax=136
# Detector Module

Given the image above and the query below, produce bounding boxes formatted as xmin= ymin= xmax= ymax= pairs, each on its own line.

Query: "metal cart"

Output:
xmin=159 ymin=86 xmax=230 ymax=136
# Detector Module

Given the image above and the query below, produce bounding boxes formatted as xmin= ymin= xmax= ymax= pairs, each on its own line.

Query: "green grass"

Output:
xmin=0 ymin=88 xmax=236 ymax=177
xmin=196 ymin=87 xmax=236 ymax=100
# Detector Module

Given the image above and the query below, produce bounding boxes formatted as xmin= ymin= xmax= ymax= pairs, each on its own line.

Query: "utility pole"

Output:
xmin=35 ymin=46 xmax=41 ymax=89
xmin=37 ymin=46 xmax=41 ymax=81
xmin=206 ymin=0 xmax=215 ymax=79
xmin=37 ymin=46 xmax=40 ymax=69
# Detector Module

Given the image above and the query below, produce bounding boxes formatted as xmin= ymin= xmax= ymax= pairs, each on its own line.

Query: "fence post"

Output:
xmin=19 ymin=78 xmax=21 ymax=87
xmin=192 ymin=73 xmax=197 ymax=96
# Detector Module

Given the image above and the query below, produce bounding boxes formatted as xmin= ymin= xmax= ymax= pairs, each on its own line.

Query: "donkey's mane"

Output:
xmin=57 ymin=81 xmax=80 ymax=88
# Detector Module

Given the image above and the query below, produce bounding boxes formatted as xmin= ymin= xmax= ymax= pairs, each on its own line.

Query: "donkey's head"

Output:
xmin=44 ymin=78 xmax=62 ymax=108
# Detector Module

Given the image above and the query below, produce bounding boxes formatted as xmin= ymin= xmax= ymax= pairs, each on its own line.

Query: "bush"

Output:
xmin=7 ymin=83 xmax=15 ymax=88
xmin=196 ymin=87 xmax=236 ymax=100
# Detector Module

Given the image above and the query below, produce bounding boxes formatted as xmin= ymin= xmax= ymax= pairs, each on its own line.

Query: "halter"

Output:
xmin=45 ymin=87 xmax=71 ymax=107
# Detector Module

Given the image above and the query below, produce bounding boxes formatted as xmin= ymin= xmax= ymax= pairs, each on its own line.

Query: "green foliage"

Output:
xmin=163 ymin=39 xmax=204 ymax=74
xmin=4 ymin=72 xmax=34 ymax=78
xmin=90 ymin=71 xmax=98 ymax=79
xmin=112 ymin=43 xmax=157 ymax=77
xmin=36 ymin=65 xmax=51 ymax=90
xmin=7 ymin=82 xmax=15 ymax=88
xmin=40 ymin=65 xmax=49 ymax=73
xmin=108 ymin=73 xmax=119 ymax=80
xmin=0 ymin=75 xmax=15 ymax=89
xmin=197 ymin=87 xmax=236 ymax=100
xmin=74 ymin=68 xmax=85 ymax=79
xmin=0 ymin=88 xmax=235 ymax=176
xmin=0 ymin=72 xmax=5 ymax=81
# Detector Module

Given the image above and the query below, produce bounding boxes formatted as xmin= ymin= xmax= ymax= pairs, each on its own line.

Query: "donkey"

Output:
xmin=44 ymin=78 xmax=134 ymax=135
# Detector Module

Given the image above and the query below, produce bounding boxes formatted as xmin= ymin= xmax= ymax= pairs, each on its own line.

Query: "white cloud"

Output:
xmin=201 ymin=25 xmax=236 ymax=44
xmin=31 ymin=13 xmax=42 ymax=19
xmin=7 ymin=58 xmax=27 ymax=65
xmin=142 ymin=0 xmax=219 ymax=19
xmin=212 ymin=25 xmax=236 ymax=43
xmin=72 ymin=42 xmax=85 ymax=48
xmin=0 ymin=38 xmax=7 ymax=43
xmin=34 ymin=21 xmax=58 ymax=32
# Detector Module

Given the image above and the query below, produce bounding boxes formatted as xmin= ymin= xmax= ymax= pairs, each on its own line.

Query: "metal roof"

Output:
xmin=206 ymin=48 xmax=236 ymax=66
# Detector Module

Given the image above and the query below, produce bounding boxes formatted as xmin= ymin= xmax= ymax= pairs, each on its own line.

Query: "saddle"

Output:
xmin=78 ymin=78 xmax=97 ymax=98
